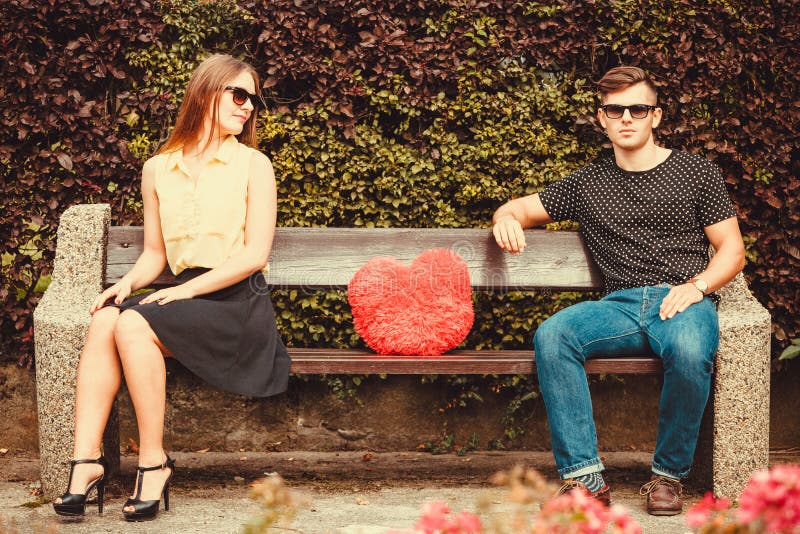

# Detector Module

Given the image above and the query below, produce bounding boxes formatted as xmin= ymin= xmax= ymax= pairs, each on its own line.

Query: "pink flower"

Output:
xmin=535 ymin=488 xmax=641 ymax=534
xmin=736 ymin=464 xmax=800 ymax=532
xmin=413 ymin=500 xmax=482 ymax=534
xmin=452 ymin=510 xmax=482 ymax=533
xmin=415 ymin=501 xmax=452 ymax=533
xmin=685 ymin=492 xmax=731 ymax=528
xmin=608 ymin=504 xmax=643 ymax=534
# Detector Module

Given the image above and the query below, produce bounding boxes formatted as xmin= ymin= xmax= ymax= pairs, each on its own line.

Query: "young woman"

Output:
xmin=53 ymin=54 xmax=290 ymax=521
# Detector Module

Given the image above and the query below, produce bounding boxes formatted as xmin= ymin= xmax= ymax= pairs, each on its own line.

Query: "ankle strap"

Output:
xmin=70 ymin=457 xmax=105 ymax=466
xmin=137 ymin=454 xmax=174 ymax=472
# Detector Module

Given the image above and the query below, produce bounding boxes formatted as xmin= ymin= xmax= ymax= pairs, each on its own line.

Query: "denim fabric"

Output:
xmin=533 ymin=285 xmax=718 ymax=480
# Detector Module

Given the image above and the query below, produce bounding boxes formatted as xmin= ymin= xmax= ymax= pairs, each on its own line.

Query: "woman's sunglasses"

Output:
xmin=224 ymin=86 xmax=262 ymax=109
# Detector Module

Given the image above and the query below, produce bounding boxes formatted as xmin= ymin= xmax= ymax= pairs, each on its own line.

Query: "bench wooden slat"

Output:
xmin=106 ymin=227 xmax=604 ymax=291
xmin=103 ymin=225 xmax=651 ymax=377
xmin=287 ymin=349 xmax=663 ymax=375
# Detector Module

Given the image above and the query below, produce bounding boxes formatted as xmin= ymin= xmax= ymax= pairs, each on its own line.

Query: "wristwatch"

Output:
xmin=689 ymin=277 xmax=708 ymax=294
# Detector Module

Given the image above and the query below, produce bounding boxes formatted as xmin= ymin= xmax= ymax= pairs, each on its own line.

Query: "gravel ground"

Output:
xmin=3 ymin=449 xmax=784 ymax=533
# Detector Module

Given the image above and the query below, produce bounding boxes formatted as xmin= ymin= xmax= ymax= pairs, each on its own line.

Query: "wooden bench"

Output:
xmin=35 ymin=204 xmax=772 ymax=499
xmin=106 ymin=226 xmax=663 ymax=376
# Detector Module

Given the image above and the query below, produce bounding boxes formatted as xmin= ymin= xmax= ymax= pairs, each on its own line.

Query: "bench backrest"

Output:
xmin=105 ymin=227 xmax=603 ymax=291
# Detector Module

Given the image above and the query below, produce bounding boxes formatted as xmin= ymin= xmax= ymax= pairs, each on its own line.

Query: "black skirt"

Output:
xmin=109 ymin=268 xmax=290 ymax=398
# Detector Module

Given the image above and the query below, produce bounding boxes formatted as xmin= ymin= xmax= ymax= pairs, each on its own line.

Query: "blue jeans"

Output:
xmin=533 ymin=285 xmax=718 ymax=480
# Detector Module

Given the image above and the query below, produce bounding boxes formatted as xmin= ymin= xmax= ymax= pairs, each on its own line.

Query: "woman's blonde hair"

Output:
xmin=158 ymin=54 xmax=261 ymax=154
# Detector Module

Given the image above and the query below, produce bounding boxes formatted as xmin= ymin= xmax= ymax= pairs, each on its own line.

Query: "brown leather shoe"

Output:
xmin=640 ymin=475 xmax=683 ymax=516
xmin=556 ymin=479 xmax=612 ymax=507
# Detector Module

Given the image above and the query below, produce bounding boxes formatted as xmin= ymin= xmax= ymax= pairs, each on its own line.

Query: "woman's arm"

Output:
xmin=90 ymin=158 xmax=168 ymax=313
xmin=140 ymin=151 xmax=277 ymax=305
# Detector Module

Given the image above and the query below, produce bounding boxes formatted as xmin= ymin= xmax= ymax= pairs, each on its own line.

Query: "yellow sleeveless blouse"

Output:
xmin=153 ymin=135 xmax=256 ymax=276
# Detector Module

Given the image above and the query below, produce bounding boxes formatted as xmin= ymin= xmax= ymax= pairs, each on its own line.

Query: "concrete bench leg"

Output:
xmin=33 ymin=315 xmax=88 ymax=497
xmin=33 ymin=204 xmax=112 ymax=497
xmin=706 ymin=274 xmax=772 ymax=499
xmin=34 ymin=316 xmax=121 ymax=497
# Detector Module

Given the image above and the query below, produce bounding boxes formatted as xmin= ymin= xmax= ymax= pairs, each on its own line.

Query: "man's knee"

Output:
xmin=533 ymin=304 xmax=591 ymax=359
xmin=534 ymin=314 xmax=566 ymax=353
xmin=658 ymin=330 xmax=716 ymax=375
xmin=655 ymin=301 xmax=718 ymax=372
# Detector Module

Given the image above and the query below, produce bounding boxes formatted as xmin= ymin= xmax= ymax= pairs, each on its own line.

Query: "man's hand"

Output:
xmin=493 ymin=215 xmax=527 ymax=254
xmin=659 ymin=283 xmax=704 ymax=320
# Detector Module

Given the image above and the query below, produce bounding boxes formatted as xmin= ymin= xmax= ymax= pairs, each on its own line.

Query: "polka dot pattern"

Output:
xmin=539 ymin=150 xmax=735 ymax=295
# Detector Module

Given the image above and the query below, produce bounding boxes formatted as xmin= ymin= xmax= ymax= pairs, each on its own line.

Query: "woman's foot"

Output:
xmin=123 ymin=452 xmax=175 ymax=520
xmin=54 ymin=463 xmax=105 ymax=505
xmin=54 ymin=448 xmax=105 ymax=506
xmin=123 ymin=466 xmax=172 ymax=512
xmin=53 ymin=454 xmax=107 ymax=516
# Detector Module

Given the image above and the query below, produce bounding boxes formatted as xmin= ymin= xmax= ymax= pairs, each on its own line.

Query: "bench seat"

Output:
xmin=287 ymin=349 xmax=663 ymax=375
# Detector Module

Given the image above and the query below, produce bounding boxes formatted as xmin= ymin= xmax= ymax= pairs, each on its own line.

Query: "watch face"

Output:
xmin=693 ymin=279 xmax=708 ymax=292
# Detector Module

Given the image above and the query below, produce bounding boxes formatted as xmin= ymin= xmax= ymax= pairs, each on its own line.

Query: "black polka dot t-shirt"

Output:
xmin=538 ymin=150 xmax=736 ymax=294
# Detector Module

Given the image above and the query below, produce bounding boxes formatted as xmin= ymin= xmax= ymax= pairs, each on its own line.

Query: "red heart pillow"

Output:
xmin=348 ymin=248 xmax=474 ymax=356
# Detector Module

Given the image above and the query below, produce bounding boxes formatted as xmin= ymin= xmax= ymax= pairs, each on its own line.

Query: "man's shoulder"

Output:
xmin=571 ymin=156 xmax=616 ymax=179
xmin=668 ymin=149 xmax=717 ymax=171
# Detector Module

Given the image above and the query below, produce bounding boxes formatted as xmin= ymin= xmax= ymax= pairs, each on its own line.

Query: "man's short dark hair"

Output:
xmin=597 ymin=66 xmax=658 ymax=103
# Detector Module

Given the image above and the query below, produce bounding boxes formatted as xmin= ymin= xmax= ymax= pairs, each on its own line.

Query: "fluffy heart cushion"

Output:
xmin=348 ymin=248 xmax=474 ymax=356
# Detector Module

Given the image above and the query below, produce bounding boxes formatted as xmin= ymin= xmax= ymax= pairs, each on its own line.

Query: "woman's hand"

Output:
xmin=138 ymin=284 xmax=195 ymax=306
xmin=90 ymin=279 xmax=133 ymax=315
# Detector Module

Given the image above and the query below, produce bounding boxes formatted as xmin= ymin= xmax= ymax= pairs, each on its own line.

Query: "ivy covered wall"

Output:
xmin=2 ymin=1 xmax=798 ymax=374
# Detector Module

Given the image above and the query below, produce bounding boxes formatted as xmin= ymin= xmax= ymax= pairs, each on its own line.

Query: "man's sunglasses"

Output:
xmin=600 ymin=104 xmax=657 ymax=119
xmin=224 ymin=86 xmax=262 ymax=109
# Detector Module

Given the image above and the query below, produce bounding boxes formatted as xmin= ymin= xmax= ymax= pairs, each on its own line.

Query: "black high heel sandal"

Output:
xmin=53 ymin=456 xmax=108 ymax=516
xmin=123 ymin=454 xmax=176 ymax=522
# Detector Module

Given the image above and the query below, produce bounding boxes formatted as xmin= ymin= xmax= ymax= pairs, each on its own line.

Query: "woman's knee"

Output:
xmin=86 ymin=307 xmax=120 ymax=339
xmin=114 ymin=310 xmax=153 ymax=347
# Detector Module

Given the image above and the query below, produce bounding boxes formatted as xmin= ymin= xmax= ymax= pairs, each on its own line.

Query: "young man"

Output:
xmin=491 ymin=66 xmax=745 ymax=515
